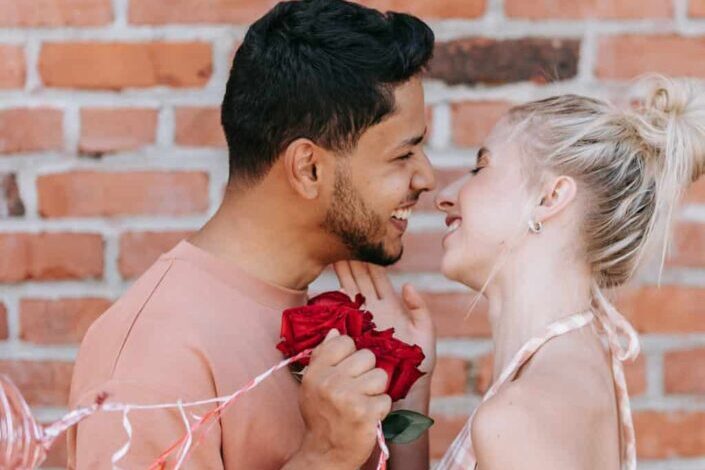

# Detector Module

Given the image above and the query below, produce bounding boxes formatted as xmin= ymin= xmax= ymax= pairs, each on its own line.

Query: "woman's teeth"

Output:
xmin=447 ymin=219 xmax=461 ymax=233
xmin=391 ymin=208 xmax=412 ymax=221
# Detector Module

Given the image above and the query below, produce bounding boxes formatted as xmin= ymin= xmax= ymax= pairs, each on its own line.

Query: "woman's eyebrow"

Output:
xmin=477 ymin=146 xmax=489 ymax=161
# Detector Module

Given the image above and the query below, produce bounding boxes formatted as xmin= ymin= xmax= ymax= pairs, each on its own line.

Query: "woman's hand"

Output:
xmin=333 ymin=261 xmax=436 ymax=376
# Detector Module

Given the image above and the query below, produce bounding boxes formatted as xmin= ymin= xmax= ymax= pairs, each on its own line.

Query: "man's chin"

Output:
xmin=353 ymin=243 xmax=403 ymax=267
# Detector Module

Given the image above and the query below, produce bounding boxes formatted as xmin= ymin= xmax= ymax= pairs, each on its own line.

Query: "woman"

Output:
xmin=335 ymin=75 xmax=705 ymax=469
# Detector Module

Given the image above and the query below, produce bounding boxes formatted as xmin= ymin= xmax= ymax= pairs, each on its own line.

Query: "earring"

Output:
xmin=528 ymin=219 xmax=543 ymax=234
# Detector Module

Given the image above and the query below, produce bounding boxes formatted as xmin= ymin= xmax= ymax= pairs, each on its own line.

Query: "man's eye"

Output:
xmin=396 ymin=152 xmax=413 ymax=161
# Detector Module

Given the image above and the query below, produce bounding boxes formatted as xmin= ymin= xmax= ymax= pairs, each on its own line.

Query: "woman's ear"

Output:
xmin=533 ymin=175 xmax=578 ymax=223
xmin=282 ymin=138 xmax=324 ymax=199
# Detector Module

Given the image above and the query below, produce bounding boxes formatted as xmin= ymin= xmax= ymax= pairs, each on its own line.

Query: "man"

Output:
xmin=68 ymin=0 xmax=436 ymax=468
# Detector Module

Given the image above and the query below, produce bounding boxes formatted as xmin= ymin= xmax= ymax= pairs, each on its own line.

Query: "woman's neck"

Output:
xmin=485 ymin=252 xmax=593 ymax=381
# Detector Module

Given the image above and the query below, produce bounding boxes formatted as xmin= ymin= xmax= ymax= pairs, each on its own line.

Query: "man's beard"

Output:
xmin=322 ymin=165 xmax=403 ymax=266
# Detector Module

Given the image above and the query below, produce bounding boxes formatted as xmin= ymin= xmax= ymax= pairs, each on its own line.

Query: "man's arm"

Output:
xmin=71 ymin=382 xmax=223 ymax=470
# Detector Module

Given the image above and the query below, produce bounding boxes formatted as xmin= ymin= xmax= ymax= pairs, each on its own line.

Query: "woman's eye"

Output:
xmin=470 ymin=166 xmax=483 ymax=175
xmin=396 ymin=152 xmax=413 ymax=161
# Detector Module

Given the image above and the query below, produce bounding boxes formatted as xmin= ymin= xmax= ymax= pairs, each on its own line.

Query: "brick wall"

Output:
xmin=0 ymin=0 xmax=704 ymax=468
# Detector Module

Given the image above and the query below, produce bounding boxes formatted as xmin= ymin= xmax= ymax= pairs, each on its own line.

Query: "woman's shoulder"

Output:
xmin=471 ymin=364 xmax=612 ymax=469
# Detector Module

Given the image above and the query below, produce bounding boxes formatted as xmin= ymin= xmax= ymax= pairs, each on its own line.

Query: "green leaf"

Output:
xmin=382 ymin=409 xmax=434 ymax=445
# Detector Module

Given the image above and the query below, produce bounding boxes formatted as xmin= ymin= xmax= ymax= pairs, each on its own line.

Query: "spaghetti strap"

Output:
xmin=436 ymin=309 xmax=639 ymax=470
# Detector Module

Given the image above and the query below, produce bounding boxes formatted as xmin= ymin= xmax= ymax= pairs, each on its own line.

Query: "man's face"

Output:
xmin=322 ymin=78 xmax=436 ymax=266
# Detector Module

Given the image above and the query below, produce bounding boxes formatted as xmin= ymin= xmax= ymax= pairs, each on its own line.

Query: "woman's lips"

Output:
xmin=442 ymin=216 xmax=461 ymax=245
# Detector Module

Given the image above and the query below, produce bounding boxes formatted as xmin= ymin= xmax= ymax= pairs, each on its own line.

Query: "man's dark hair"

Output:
xmin=221 ymin=0 xmax=434 ymax=184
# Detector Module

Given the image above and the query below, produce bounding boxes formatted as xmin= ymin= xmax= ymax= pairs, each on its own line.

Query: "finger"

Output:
xmin=333 ymin=261 xmax=360 ymax=297
xmin=367 ymin=264 xmax=395 ymax=300
xmin=354 ymin=368 xmax=389 ymax=396
xmin=324 ymin=328 xmax=340 ymax=342
xmin=310 ymin=334 xmax=356 ymax=367
xmin=401 ymin=283 xmax=432 ymax=325
xmin=370 ymin=394 xmax=393 ymax=421
xmin=349 ymin=261 xmax=381 ymax=300
xmin=336 ymin=349 xmax=377 ymax=378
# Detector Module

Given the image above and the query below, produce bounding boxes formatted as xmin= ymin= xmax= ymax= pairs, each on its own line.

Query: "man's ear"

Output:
xmin=533 ymin=175 xmax=577 ymax=223
xmin=282 ymin=138 xmax=325 ymax=199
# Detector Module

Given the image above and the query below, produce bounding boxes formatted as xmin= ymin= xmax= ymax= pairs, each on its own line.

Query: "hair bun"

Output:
xmin=637 ymin=75 xmax=705 ymax=183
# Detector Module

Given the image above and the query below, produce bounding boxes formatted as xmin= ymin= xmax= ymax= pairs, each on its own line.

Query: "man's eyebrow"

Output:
xmin=396 ymin=127 xmax=427 ymax=150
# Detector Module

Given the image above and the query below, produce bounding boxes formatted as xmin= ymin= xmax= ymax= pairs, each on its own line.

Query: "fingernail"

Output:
xmin=324 ymin=329 xmax=340 ymax=341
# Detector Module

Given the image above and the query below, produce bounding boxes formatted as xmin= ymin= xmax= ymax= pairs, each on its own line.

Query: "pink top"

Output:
xmin=67 ymin=241 xmax=309 ymax=469
xmin=437 ymin=307 xmax=640 ymax=470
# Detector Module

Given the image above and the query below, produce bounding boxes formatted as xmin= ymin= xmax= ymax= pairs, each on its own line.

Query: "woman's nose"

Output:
xmin=435 ymin=185 xmax=456 ymax=212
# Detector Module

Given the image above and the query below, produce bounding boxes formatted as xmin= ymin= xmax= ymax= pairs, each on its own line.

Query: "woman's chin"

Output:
xmin=440 ymin=253 xmax=463 ymax=284
xmin=441 ymin=253 xmax=487 ymax=290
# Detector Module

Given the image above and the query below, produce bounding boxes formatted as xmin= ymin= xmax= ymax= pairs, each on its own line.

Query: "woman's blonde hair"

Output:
xmin=508 ymin=76 xmax=705 ymax=289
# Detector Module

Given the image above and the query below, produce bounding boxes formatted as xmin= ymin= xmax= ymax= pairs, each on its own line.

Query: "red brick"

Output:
xmin=0 ymin=108 xmax=63 ymax=154
xmin=597 ymin=35 xmax=705 ymax=80
xmin=119 ymin=231 xmax=193 ymax=279
xmin=358 ymin=0 xmax=486 ymax=18
xmin=0 ymin=0 xmax=112 ymax=26
xmin=430 ymin=38 xmax=580 ymax=86
xmin=0 ymin=233 xmax=103 ymax=282
xmin=20 ymin=298 xmax=111 ymax=344
xmin=40 ymin=42 xmax=212 ymax=90
xmin=431 ymin=357 xmax=468 ymax=397
xmin=664 ymin=348 xmax=705 ymax=394
xmin=625 ymin=355 xmax=647 ymax=397
xmin=634 ymin=411 xmax=705 ymax=458
xmin=618 ymin=286 xmax=705 ymax=333
xmin=474 ymin=353 xmax=493 ymax=394
xmin=37 ymin=171 xmax=209 ymax=217
xmin=80 ymin=108 xmax=158 ymax=155
xmin=0 ymin=45 xmax=25 ymax=89
xmin=0 ymin=303 xmax=8 ymax=340
xmin=0 ymin=360 xmax=73 ymax=406
xmin=417 ymin=168 xmax=466 ymax=212
xmin=175 ymin=107 xmax=226 ymax=148
xmin=429 ymin=414 xmax=469 ymax=459
xmin=475 ymin=352 xmax=646 ymax=396
xmin=690 ymin=0 xmax=705 ymax=17
xmin=452 ymin=101 xmax=513 ymax=148
xmin=421 ymin=292 xmax=491 ymax=338
xmin=0 ymin=174 xmax=26 ymax=217
xmin=668 ymin=222 xmax=705 ymax=268
xmin=130 ymin=0 xmax=280 ymax=24
xmin=506 ymin=0 xmax=672 ymax=19
xmin=391 ymin=231 xmax=444 ymax=272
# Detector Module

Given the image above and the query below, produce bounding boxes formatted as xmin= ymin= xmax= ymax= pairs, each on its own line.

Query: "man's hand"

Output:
xmin=284 ymin=329 xmax=391 ymax=470
xmin=334 ymin=261 xmax=434 ymax=470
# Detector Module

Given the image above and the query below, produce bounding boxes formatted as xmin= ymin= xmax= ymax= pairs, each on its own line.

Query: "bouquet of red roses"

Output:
xmin=277 ymin=291 xmax=433 ymax=443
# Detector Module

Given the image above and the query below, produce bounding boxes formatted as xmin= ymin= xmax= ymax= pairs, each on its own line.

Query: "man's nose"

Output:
xmin=412 ymin=152 xmax=437 ymax=192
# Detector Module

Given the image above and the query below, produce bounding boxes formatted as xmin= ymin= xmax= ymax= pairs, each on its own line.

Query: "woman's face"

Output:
xmin=435 ymin=123 xmax=536 ymax=289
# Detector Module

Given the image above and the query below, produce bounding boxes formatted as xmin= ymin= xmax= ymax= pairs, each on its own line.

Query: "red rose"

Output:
xmin=354 ymin=329 xmax=425 ymax=401
xmin=307 ymin=291 xmax=365 ymax=309
xmin=277 ymin=292 xmax=375 ymax=366
xmin=277 ymin=291 xmax=426 ymax=401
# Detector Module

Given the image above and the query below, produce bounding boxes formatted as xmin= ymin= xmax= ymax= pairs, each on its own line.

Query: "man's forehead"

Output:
xmin=361 ymin=80 xmax=425 ymax=147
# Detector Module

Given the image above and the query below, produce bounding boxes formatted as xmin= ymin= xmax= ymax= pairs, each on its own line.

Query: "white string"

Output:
xmin=111 ymin=407 xmax=132 ymax=470
xmin=173 ymin=400 xmax=192 ymax=470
